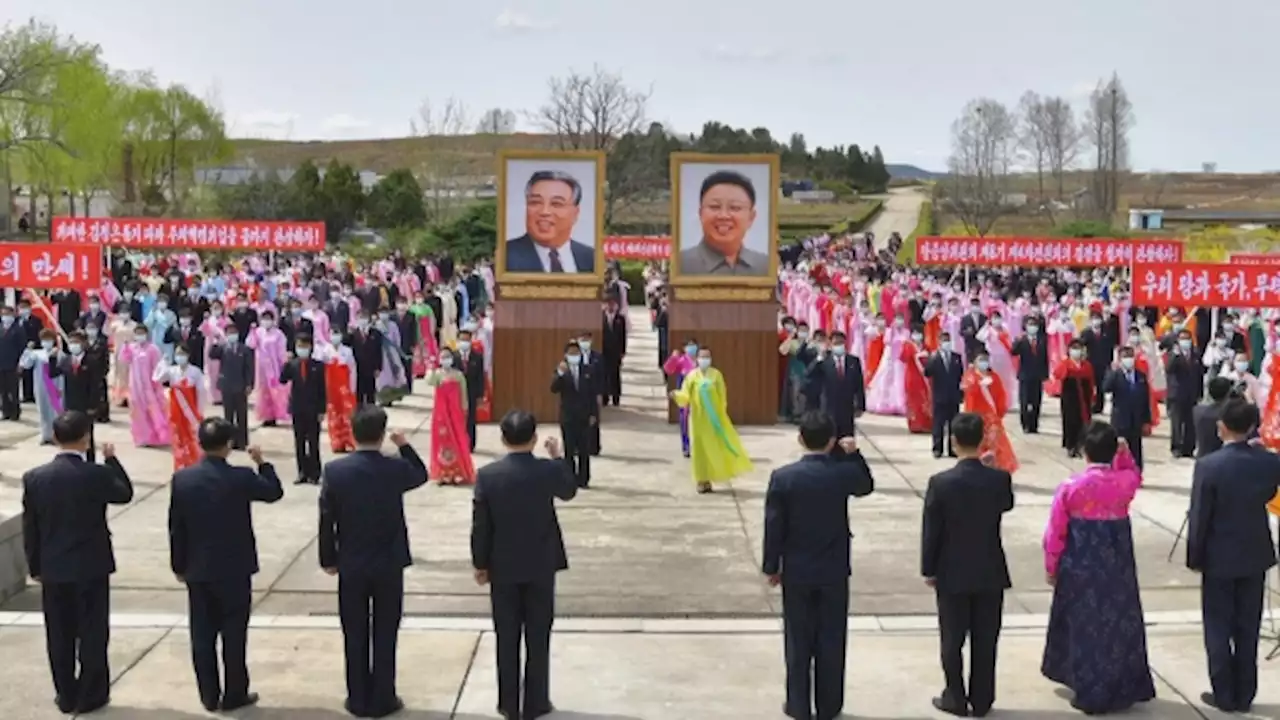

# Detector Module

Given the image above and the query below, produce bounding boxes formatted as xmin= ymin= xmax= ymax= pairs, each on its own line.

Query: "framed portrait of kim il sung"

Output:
xmin=495 ymin=149 xmax=606 ymax=285
xmin=669 ymin=152 xmax=780 ymax=287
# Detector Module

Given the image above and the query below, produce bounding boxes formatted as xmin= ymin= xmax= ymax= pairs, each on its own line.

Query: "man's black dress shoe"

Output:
xmin=344 ymin=698 xmax=371 ymax=717
xmin=931 ymin=696 xmax=969 ymax=717
xmin=1199 ymin=691 xmax=1235 ymax=712
xmin=221 ymin=692 xmax=259 ymax=711
xmin=368 ymin=696 xmax=404 ymax=717
xmin=528 ymin=704 xmax=556 ymax=719
xmin=54 ymin=696 xmax=75 ymax=714
xmin=76 ymin=696 xmax=110 ymax=714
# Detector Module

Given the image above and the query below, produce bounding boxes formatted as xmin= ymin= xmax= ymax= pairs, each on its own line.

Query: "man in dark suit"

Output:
xmin=0 ymin=304 xmax=26 ymax=420
xmin=1166 ymin=329 xmax=1205 ymax=458
xmin=550 ymin=341 xmax=598 ymax=488
xmin=393 ymin=300 xmax=418 ymax=393
xmin=924 ymin=332 xmax=964 ymax=458
xmin=805 ymin=331 xmax=865 ymax=438
xmin=452 ymin=326 xmax=486 ymax=452
xmin=83 ymin=321 xmax=111 ymax=422
xmin=1010 ymin=317 xmax=1049 ymax=433
xmin=576 ymin=331 xmax=604 ymax=455
xmin=349 ymin=313 xmax=383 ymax=406
xmin=175 ymin=309 xmax=206 ymax=369
xmin=49 ymin=331 xmax=101 ymax=462
xmin=763 ymin=411 xmax=875 ymax=720
xmin=169 ymin=419 xmax=283 ymax=712
xmin=471 ymin=409 xmax=578 ymax=720
xmin=503 ymin=170 xmax=596 ymax=274
xmin=209 ymin=329 xmax=255 ymax=450
xmin=1193 ymin=377 xmax=1233 ymax=459
xmin=76 ymin=293 xmax=107 ymax=334
xmin=319 ymin=406 xmax=428 ymax=718
xmin=958 ymin=302 xmax=986 ymax=364
xmin=601 ymin=298 xmax=626 ymax=407
xmin=1186 ymin=399 xmax=1280 ymax=713
xmin=1080 ymin=313 xmax=1115 ymax=415
xmin=22 ymin=411 xmax=133 ymax=715
xmin=280 ymin=335 xmax=326 ymax=485
xmin=19 ymin=298 xmax=44 ymax=403
xmin=921 ymin=412 xmax=1014 ymax=717
xmin=1102 ymin=346 xmax=1151 ymax=469
xmin=229 ymin=294 xmax=258 ymax=341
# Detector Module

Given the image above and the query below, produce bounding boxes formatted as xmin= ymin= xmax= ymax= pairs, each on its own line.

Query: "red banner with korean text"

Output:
xmin=913 ymin=236 xmax=1183 ymax=267
xmin=50 ymin=217 xmax=326 ymax=251
xmin=603 ymin=235 xmax=671 ymax=260
xmin=0 ymin=244 xmax=102 ymax=289
xmin=1228 ymin=253 xmax=1279 ymax=266
xmin=1133 ymin=262 xmax=1280 ymax=308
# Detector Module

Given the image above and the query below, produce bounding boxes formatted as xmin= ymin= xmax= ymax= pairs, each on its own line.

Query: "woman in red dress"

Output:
xmin=962 ymin=351 xmax=1019 ymax=474
xmin=865 ymin=314 xmax=887 ymax=382
xmin=900 ymin=326 xmax=933 ymax=433
xmin=428 ymin=351 xmax=477 ymax=485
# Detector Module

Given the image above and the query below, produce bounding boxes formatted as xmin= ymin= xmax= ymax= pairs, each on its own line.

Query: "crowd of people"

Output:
xmin=12 ymin=229 xmax=1280 ymax=719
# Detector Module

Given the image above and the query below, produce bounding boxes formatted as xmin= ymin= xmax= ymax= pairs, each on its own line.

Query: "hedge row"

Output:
xmin=826 ymin=199 xmax=884 ymax=236
xmin=898 ymin=200 xmax=934 ymax=264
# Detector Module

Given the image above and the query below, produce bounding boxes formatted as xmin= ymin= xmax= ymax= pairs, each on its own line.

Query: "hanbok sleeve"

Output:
xmin=1044 ymin=483 xmax=1071 ymax=576
xmin=1111 ymin=443 xmax=1144 ymax=498
xmin=671 ymin=370 xmax=694 ymax=408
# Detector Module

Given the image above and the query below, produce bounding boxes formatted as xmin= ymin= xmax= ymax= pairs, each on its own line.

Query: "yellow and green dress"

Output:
xmin=671 ymin=367 xmax=753 ymax=484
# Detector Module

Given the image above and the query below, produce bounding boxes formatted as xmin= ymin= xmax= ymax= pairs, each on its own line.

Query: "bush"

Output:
xmin=898 ymin=200 xmax=935 ymax=264
xmin=617 ymin=260 xmax=648 ymax=305
xmin=1053 ymin=219 xmax=1126 ymax=238
xmin=826 ymin=199 xmax=884 ymax=235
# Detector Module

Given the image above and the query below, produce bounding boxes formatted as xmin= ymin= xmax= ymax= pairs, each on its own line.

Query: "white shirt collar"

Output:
xmin=534 ymin=242 xmax=578 ymax=273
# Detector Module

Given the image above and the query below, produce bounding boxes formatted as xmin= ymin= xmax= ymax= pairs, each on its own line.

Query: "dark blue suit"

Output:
xmin=923 ymin=350 xmax=963 ymax=456
xmin=805 ymin=354 xmax=866 ymax=437
xmin=318 ymin=445 xmax=428 ymax=717
xmin=1011 ymin=334 xmax=1049 ymax=433
xmin=763 ymin=451 xmax=875 ymax=720
xmin=504 ymin=234 xmax=596 ymax=274
xmin=1102 ymin=367 xmax=1151 ymax=468
xmin=0 ymin=320 xmax=27 ymax=419
xmin=1187 ymin=442 xmax=1280 ymax=711
xmin=169 ymin=456 xmax=283 ymax=710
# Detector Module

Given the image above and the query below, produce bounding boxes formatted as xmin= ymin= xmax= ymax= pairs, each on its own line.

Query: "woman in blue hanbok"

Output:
xmin=20 ymin=330 xmax=65 ymax=444
xmin=1041 ymin=420 xmax=1156 ymax=714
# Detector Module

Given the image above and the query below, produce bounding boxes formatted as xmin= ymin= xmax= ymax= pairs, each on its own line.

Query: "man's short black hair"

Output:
xmin=500 ymin=409 xmax=537 ymax=446
xmin=699 ymin=170 xmax=756 ymax=206
xmin=951 ymin=412 xmax=985 ymax=450
xmin=1220 ymin=398 xmax=1259 ymax=435
xmin=52 ymin=411 xmax=92 ymax=445
xmin=352 ymin=405 xmax=389 ymax=444
xmin=1207 ymin=376 xmax=1233 ymax=402
xmin=295 ymin=333 xmax=313 ymax=346
xmin=1081 ymin=420 xmax=1119 ymax=464
xmin=526 ymin=170 xmax=583 ymax=205
xmin=564 ymin=341 xmax=581 ymax=353
xmin=198 ymin=418 xmax=235 ymax=451
xmin=797 ymin=411 xmax=835 ymax=450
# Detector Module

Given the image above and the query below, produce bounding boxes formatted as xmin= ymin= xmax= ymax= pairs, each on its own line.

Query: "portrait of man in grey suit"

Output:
xmin=679 ymin=169 xmax=771 ymax=277
xmin=504 ymin=170 xmax=596 ymax=274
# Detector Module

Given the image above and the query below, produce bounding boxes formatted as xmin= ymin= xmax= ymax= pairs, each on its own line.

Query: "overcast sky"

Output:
xmin=9 ymin=0 xmax=1279 ymax=172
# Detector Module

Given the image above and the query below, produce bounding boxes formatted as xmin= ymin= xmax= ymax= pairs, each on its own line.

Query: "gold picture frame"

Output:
xmin=495 ymin=149 xmax=607 ymax=286
xmin=669 ymin=152 xmax=780 ymax=288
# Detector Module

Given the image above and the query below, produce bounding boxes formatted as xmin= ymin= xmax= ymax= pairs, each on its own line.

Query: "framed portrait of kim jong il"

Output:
xmin=496 ymin=149 xmax=606 ymax=285
xmin=669 ymin=152 xmax=780 ymax=287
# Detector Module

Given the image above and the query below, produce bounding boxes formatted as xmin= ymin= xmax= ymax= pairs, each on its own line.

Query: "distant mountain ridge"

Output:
xmin=885 ymin=164 xmax=942 ymax=180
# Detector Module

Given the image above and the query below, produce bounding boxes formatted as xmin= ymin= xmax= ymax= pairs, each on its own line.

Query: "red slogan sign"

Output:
xmin=0 ymin=244 xmax=102 ymax=289
xmin=1133 ymin=262 xmax=1280 ymax=308
xmin=51 ymin=217 xmax=325 ymax=251
xmin=1228 ymin=253 xmax=1280 ymax=265
xmin=914 ymin=237 xmax=1183 ymax=267
xmin=602 ymin=235 xmax=670 ymax=260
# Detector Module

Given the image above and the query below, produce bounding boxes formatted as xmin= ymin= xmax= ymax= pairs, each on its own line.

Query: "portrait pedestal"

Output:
xmin=666 ymin=286 xmax=779 ymax=426
xmin=492 ymin=285 xmax=602 ymax=424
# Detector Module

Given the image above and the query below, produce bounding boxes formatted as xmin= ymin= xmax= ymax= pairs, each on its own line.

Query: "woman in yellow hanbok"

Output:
xmin=670 ymin=348 xmax=753 ymax=493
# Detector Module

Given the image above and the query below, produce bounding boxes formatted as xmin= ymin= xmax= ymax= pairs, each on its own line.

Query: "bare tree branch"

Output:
xmin=410 ymin=96 xmax=473 ymax=222
xmin=1083 ymin=74 xmax=1135 ymax=221
xmin=475 ymin=108 xmax=516 ymax=134
xmin=945 ymin=98 xmax=1017 ymax=237
xmin=1040 ymin=96 xmax=1081 ymax=200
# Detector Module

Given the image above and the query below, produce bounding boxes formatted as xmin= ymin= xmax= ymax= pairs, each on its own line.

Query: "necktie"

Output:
xmin=301 ymin=361 xmax=307 ymax=381
xmin=571 ymin=368 xmax=578 ymax=387
xmin=942 ymin=353 xmax=947 ymax=370
xmin=837 ymin=361 xmax=844 ymax=380
xmin=548 ymin=250 xmax=565 ymax=273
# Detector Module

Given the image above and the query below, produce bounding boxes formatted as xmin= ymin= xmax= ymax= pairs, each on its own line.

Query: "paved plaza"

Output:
xmin=1 ymin=312 xmax=1279 ymax=718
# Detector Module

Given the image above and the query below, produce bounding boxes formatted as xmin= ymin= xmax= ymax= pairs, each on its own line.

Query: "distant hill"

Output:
xmin=885 ymin=164 xmax=942 ymax=180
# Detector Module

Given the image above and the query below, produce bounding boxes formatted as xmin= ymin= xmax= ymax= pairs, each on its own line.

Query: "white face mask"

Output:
xmin=940 ymin=341 xmax=952 ymax=352
xmin=1069 ymin=349 xmax=1083 ymax=360
xmin=261 ymin=320 xmax=275 ymax=329
xmin=440 ymin=356 xmax=453 ymax=368
xmin=296 ymin=348 xmax=311 ymax=359
xmin=1234 ymin=360 xmax=1250 ymax=373
xmin=697 ymin=357 xmax=711 ymax=369
xmin=69 ymin=343 xmax=83 ymax=355
xmin=330 ymin=333 xmax=343 ymax=345
xmin=175 ymin=354 xmax=189 ymax=365
xmin=1121 ymin=357 xmax=1136 ymax=370
xmin=911 ymin=333 xmax=923 ymax=343
xmin=1026 ymin=325 xmax=1039 ymax=335
xmin=991 ymin=319 xmax=1003 ymax=328
xmin=976 ymin=359 xmax=990 ymax=372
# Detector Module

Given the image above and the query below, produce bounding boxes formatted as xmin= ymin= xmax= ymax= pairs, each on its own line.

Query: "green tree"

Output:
xmin=215 ymin=171 xmax=294 ymax=220
xmin=289 ymin=159 xmax=323 ymax=219
xmin=432 ymin=199 xmax=496 ymax=262
xmin=319 ymin=159 xmax=364 ymax=242
xmin=867 ymin=145 xmax=891 ymax=191
xmin=365 ymin=168 xmax=426 ymax=229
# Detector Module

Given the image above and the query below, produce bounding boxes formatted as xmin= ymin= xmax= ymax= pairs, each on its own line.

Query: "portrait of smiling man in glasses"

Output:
xmin=504 ymin=169 xmax=597 ymax=274
xmin=678 ymin=169 xmax=771 ymax=277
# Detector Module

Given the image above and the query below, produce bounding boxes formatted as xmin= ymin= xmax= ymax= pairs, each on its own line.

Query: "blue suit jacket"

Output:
xmin=1102 ymin=367 xmax=1151 ymax=432
xmin=505 ymin=234 xmax=595 ymax=274
xmin=1187 ymin=442 xmax=1280 ymax=577
xmin=762 ymin=452 xmax=875 ymax=585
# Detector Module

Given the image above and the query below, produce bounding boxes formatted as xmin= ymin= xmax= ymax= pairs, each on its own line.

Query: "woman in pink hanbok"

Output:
xmin=304 ymin=295 xmax=332 ymax=344
xmin=247 ymin=311 xmax=291 ymax=425
xmin=865 ymin=317 xmax=909 ymax=415
xmin=978 ymin=312 xmax=1018 ymax=410
xmin=118 ymin=327 xmax=171 ymax=446
xmin=109 ymin=310 xmax=137 ymax=407
xmin=200 ymin=300 xmax=230 ymax=404
xmin=1045 ymin=310 xmax=1073 ymax=397
xmin=942 ymin=298 xmax=965 ymax=363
